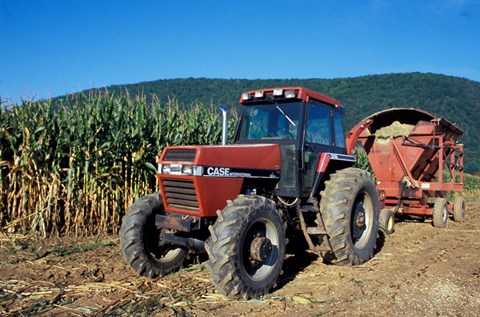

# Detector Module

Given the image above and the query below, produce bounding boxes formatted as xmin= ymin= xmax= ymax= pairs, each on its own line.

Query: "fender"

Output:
xmin=309 ymin=152 xmax=356 ymax=197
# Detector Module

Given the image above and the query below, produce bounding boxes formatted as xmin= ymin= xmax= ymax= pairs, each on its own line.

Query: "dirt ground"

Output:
xmin=1 ymin=201 xmax=479 ymax=317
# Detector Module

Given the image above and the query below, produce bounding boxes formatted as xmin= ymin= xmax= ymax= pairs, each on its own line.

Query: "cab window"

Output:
xmin=333 ymin=110 xmax=346 ymax=148
xmin=305 ymin=102 xmax=332 ymax=145
xmin=239 ymin=103 xmax=301 ymax=141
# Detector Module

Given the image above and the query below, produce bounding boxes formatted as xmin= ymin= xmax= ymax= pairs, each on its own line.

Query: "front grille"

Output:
xmin=164 ymin=149 xmax=196 ymax=162
xmin=162 ymin=179 xmax=199 ymax=212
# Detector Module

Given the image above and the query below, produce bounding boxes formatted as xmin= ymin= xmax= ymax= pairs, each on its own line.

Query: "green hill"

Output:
xmin=80 ymin=73 xmax=480 ymax=173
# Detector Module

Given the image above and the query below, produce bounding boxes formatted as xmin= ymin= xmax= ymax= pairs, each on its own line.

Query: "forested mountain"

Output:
xmin=80 ymin=73 xmax=480 ymax=172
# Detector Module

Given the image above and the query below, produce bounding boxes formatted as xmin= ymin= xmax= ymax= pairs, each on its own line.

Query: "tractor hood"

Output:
xmin=158 ymin=144 xmax=281 ymax=177
xmin=156 ymin=144 xmax=281 ymax=217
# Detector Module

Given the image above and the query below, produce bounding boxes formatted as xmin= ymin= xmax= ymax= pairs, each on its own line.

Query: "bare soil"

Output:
xmin=1 ymin=201 xmax=479 ymax=317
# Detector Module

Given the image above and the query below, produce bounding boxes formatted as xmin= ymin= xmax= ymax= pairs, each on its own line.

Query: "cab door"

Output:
xmin=302 ymin=101 xmax=347 ymax=196
xmin=234 ymin=101 xmax=303 ymax=197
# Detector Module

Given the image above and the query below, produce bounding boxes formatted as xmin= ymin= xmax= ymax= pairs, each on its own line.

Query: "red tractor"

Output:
xmin=120 ymin=87 xmax=380 ymax=299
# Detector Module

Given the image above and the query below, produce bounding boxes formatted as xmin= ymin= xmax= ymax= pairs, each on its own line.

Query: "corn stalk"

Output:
xmin=0 ymin=91 xmax=236 ymax=236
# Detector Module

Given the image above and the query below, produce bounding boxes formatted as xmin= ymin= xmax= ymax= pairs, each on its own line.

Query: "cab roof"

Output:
xmin=239 ymin=86 xmax=341 ymax=108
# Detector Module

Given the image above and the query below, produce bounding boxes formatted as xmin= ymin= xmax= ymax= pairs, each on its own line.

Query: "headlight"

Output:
xmin=162 ymin=164 xmax=171 ymax=174
xmin=159 ymin=164 xmax=203 ymax=176
xmin=183 ymin=165 xmax=204 ymax=176
xmin=182 ymin=165 xmax=193 ymax=175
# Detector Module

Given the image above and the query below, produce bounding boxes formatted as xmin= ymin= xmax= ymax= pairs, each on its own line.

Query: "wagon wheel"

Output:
xmin=453 ymin=196 xmax=466 ymax=222
xmin=432 ymin=198 xmax=448 ymax=228
xmin=379 ymin=209 xmax=395 ymax=235
xmin=205 ymin=195 xmax=286 ymax=299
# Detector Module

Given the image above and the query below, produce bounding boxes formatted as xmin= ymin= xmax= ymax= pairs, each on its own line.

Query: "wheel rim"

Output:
xmin=156 ymin=248 xmax=183 ymax=262
xmin=148 ymin=238 xmax=184 ymax=264
xmin=441 ymin=203 xmax=448 ymax=223
xmin=145 ymin=221 xmax=184 ymax=264
xmin=241 ymin=217 xmax=279 ymax=281
xmin=458 ymin=200 xmax=466 ymax=220
xmin=387 ymin=214 xmax=394 ymax=231
xmin=351 ymin=192 xmax=374 ymax=249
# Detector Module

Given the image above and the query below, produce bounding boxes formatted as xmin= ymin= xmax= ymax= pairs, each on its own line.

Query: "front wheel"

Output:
xmin=320 ymin=168 xmax=380 ymax=266
xmin=205 ymin=195 xmax=286 ymax=299
xmin=119 ymin=193 xmax=188 ymax=278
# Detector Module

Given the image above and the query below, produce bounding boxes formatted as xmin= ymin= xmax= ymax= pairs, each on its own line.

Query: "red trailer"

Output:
xmin=346 ymin=108 xmax=465 ymax=231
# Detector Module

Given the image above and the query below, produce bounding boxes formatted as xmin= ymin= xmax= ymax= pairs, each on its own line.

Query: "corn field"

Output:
xmin=2 ymin=92 xmax=478 ymax=237
xmin=0 ymin=92 xmax=237 ymax=236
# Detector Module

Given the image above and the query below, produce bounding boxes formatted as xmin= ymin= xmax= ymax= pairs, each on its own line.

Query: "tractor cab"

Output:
xmin=234 ymin=87 xmax=350 ymax=197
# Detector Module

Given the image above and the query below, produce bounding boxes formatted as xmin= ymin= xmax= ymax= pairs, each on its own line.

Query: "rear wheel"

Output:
xmin=205 ymin=195 xmax=286 ymax=299
xmin=453 ymin=196 xmax=466 ymax=222
xmin=432 ymin=197 xmax=448 ymax=228
xmin=119 ymin=193 xmax=188 ymax=278
xmin=379 ymin=209 xmax=395 ymax=235
xmin=320 ymin=168 xmax=380 ymax=265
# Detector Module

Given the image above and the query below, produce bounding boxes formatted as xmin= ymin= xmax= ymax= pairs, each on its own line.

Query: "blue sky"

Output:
xmin=1 ymin=0 xmax=479 ymax=103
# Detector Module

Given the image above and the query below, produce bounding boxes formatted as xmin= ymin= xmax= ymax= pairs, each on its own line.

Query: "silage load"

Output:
xmin=375 ymin=121 xmax=415 ymax=139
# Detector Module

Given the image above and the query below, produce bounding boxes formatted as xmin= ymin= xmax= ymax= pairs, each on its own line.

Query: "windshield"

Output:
xmin=239 ymin=102 xmax=302 ymax=141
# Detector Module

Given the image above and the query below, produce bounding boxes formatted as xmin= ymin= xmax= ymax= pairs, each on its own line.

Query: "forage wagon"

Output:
xmin=348 ymin=108 xmax=465 ymax=232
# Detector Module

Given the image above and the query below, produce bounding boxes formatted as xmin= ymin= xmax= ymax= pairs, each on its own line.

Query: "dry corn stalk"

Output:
xmin=0 ymin=91 xmax=237 ymax=236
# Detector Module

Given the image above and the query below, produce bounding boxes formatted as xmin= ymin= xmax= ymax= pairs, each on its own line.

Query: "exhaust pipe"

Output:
xmin=219 ymin=106 xmax=228 ymax=145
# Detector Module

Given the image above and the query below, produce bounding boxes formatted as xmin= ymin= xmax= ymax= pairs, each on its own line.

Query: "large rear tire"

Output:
xmin=205 ymin=195 xmax=286 ymax=299
xmin=320 ymin=168 xmax=380 ymax=265
xmin=119 ymin=192 xmax=188 ymax=278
